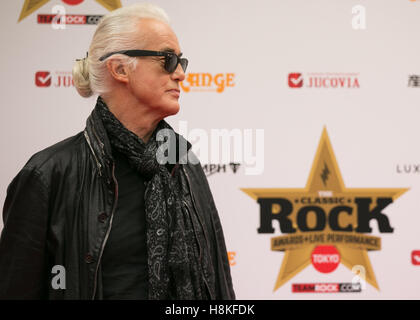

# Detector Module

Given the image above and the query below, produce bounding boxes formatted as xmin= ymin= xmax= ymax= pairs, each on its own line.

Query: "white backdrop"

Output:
xmin=1 ymin=0 xmax=420 ymax=299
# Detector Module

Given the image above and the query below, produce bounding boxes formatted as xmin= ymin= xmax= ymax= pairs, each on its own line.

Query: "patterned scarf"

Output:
xmin=95 ymin=96 xmax=210 ymax=299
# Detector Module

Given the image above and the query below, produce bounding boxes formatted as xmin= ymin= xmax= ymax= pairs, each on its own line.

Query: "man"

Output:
xmin=0 ymin=3 xmax=235 ymax=300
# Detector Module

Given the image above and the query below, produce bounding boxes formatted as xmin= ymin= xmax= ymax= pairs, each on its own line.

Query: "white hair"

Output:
xmin=72 ymin=3 xmax=170 ymax=98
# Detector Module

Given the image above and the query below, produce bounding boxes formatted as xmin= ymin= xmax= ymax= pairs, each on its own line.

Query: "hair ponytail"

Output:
xmin=72 ymin=55 xmax=93 ymax=98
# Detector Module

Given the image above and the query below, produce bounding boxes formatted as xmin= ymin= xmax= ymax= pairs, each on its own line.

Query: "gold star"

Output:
xmin=18 ymin=0 xmax=50 ymax=22
xmin=242 ymin=127 xmax=408 ymax=291
xmin=95 ymin=0 xmax=122 ymax=11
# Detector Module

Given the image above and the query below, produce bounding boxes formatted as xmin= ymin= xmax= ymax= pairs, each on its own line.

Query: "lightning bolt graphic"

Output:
xmin=321 ymin=162 xmax=330 ymax=186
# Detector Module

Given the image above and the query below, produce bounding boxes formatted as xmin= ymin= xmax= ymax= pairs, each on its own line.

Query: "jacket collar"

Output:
xmin=83 ymin=96 xmax=193 ymax=177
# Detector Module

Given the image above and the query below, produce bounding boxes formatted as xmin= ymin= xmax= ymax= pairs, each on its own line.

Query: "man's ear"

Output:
xmin=105 ymin=59 xmax=129 ymax=84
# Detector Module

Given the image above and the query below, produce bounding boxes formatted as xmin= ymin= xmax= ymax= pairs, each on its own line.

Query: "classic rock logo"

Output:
xmin=242 ymin=128 xmax=408 ymax=291
xmin=18 ymin=0 xmax=121 ymax=22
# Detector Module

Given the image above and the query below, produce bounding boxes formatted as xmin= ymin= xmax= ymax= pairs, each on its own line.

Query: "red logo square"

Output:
xmin=35 ymin=71 xmax=51 ymax=87
xmin=288 ymin=73 xmax=303 ymax=88
xmin=412 ymin=251 xmax=420 ymax=265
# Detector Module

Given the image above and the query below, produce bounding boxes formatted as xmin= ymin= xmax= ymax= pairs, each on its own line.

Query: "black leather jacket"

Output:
xmin=0 ymin=107 xmax=235 ymax=300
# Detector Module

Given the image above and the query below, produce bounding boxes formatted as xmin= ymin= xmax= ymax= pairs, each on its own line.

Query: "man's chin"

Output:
xmin=163 ymin=103 xmax=180 ymax=117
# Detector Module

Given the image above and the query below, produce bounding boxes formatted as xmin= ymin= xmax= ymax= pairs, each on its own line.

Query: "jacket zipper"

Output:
xmin=182 ymin=166 xmax=214 ymax=300
xmin=84 ymin=130 xmax=102 ymax=176
xmin=91 ymin=161 xmax=118 ymax=300
xmin=85 ymin=124 xmax=119 ymax=300
xmin=90 ymin=121 xmax=105 ymax=155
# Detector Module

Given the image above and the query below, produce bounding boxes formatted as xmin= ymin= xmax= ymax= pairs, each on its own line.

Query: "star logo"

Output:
xmin=18 ymin=0 xmax=122 ymax=22
xmin=241 ymin=128 xmax=408 ymax=291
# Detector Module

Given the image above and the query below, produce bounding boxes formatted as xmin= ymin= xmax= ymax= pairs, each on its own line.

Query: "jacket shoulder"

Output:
xmin=23 ymin=131 xmax=86 ymax=173
xmin=184 ymin=159 xmax=211 ymax=192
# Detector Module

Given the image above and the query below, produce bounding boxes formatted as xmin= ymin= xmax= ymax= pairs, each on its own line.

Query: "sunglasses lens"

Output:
xmin=165 ymin=55 xmax=178 ymax=73
xmin=164 ymin=54 xmax=188 ymax=73
xmin=180 ymin=58 xmax=188 ymax=72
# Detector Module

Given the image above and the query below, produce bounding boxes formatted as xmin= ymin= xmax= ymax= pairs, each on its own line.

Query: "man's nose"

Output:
xmin=172 ymin=63 xmax=186 ymax=82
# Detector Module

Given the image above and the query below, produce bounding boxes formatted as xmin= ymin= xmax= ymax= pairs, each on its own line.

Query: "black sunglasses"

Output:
xmin=98 ymin=50 xmax=188 ymax=73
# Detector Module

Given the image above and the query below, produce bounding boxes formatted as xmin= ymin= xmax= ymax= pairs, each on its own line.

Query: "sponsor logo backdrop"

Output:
xmin=1 ymin=0 xmax=419 ymax=299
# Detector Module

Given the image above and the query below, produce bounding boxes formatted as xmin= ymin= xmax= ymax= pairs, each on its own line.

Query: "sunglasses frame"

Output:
xmin=98 ymin=49 xmax=188 ymax=73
